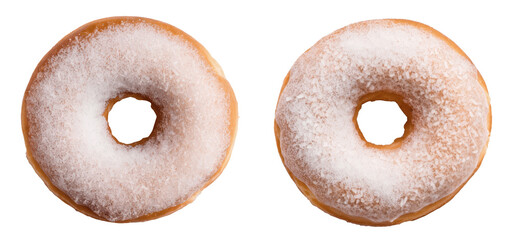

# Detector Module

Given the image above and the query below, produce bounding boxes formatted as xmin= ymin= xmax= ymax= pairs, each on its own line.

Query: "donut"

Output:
xmin=21 ymin=17 xmax=238 ymax=222
xmin=274 ymin=19 xmax=491 ymax=226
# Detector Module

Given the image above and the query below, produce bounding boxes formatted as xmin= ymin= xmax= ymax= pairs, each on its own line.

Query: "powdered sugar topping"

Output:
xmin=276 ymin=20 xmax=490 ymax=223
xmin=25 ymin=21 xmax=231 ymax=221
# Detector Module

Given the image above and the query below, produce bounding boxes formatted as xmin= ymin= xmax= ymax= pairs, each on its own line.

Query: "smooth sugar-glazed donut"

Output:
xmin=275 ymin=19 xmax=491 ymax=226
xmin=22 ymin=17 xmax=238 ymax=222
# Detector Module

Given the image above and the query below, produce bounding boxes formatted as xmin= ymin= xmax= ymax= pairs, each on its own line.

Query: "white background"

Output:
xmin=1 ymin=0 xmax=511 ymax=239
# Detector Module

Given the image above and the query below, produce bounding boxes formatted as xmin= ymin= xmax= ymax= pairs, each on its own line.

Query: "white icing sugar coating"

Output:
xmin=25 ymin=21 xmax=231 ymax=221
xmin=275 ymin=20 xmax=490 ymax=223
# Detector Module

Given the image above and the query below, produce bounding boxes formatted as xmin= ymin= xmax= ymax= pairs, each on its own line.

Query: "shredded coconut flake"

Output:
xmin=25 ymin=21 xmax=231 ymax=221
xmin=276 ymin=20 xmax=489 ymax=223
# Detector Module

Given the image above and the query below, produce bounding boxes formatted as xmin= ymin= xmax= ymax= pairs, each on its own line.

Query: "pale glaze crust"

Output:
xmin=22 ymin=17 xmax=238 ymax=222
xmin=274 ymin=19 xmax=491 ymax=226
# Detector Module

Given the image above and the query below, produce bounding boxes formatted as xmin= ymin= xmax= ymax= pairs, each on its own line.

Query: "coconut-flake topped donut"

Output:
xmin=22 ymin=17 xmax=237 ymax=222
xmin=275 ymin=19 xmax=491 ymax=225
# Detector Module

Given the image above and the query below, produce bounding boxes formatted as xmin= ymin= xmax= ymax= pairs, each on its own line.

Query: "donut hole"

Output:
xmin=107 ymin=97 xmax=157 ymax=145
xmin=356 ymin=100 xmax=408 ymax=146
